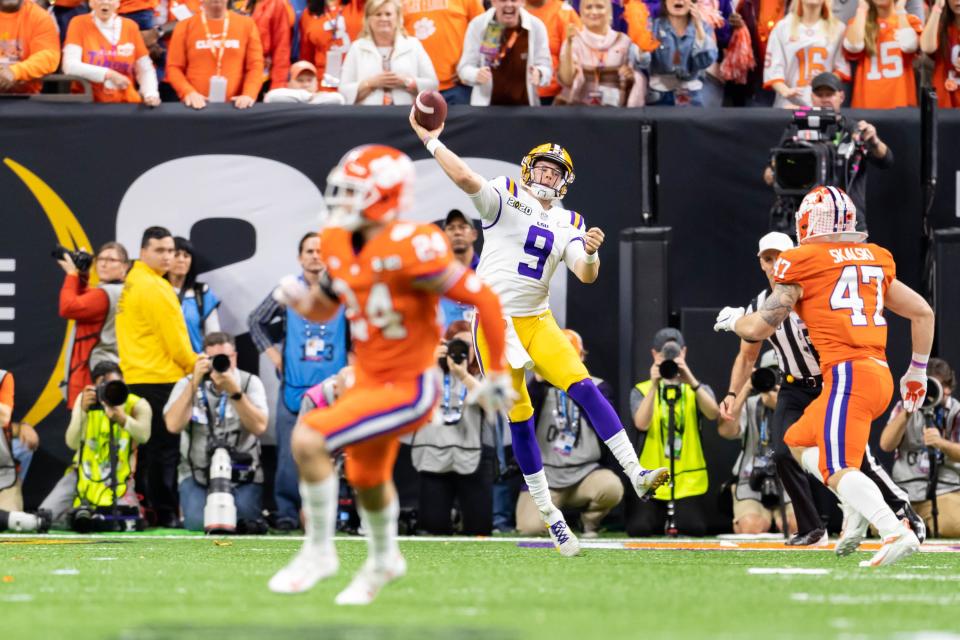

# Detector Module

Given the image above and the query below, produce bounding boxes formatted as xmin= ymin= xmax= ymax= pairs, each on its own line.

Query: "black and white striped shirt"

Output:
xmin=747 ymin=289 xmax=822 ymax=379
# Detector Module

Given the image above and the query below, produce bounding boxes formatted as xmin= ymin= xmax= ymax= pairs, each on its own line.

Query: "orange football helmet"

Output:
xmin=325 ymin=144 xmax=414 ymax=231
xmin=795 ymin=186 xmax=867 ymax=244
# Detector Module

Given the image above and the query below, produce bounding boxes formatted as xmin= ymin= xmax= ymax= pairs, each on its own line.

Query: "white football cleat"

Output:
xmin=836 ymin=502 xmax=869 ymax=557
xmin=860 ymin=524 xmax=920 ymax=568
xmin=335 ymin=554 xmax=407 ymax=606
xmin=545 ymin=509 xmax=580 ymax=557
xmin=632 ymin=467 xmax=670 ymax=501
xmin=268 ymin=545 xmax=339 ymax=594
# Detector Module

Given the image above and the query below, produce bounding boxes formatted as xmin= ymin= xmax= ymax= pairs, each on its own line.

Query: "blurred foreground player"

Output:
xmin=411 ymin=111 xmax=668 ymax=557
xmin=268 ymin=145 xmax=511 ymax=603
xmin=716 ymin=186 xmax=934 ymax=567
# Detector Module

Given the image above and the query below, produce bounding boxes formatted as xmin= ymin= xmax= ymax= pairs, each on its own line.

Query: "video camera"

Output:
xmin=771 ymin=108 xmax=860 ymax=197
xmin=438 ymin=338 xmax=470 ymax=374
xmin=51 ymin=245 xmax=94 ymax=273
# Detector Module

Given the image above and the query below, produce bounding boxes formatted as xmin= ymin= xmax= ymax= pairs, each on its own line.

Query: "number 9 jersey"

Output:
xmin=773 ymin=241 xmax=896 ymax=369
xmin=468 ymin=176 xmax=589 ymax=317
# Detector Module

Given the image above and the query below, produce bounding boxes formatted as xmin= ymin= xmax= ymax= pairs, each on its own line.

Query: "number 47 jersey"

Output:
xmin=773 ymin=241 xmax=896 ymax=370
xmin=469 ymin=176 xmax=589 ymax=317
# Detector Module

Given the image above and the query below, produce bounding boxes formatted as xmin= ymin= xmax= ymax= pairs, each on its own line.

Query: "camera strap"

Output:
xmin=553 ymin=388 xmax=581 ymax=439
xmin=755 ymin=400 xmax=770 ymax=449
xmin=441 ymin=374 xmax=468 ymax=424
xmin=197 ymin=381 xmax=228 ymax=432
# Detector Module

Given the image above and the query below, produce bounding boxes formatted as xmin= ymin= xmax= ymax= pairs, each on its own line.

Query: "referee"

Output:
xmin=719 ymin=232 xmax=924 ymax=544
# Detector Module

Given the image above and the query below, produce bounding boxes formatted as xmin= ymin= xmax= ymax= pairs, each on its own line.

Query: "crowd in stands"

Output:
xmin=1 ymin=0 xmax=958 ymax=107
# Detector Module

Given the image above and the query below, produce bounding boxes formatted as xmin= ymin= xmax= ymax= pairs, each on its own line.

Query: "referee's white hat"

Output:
xmin=757 ymin=232 xmax=794 ymax=256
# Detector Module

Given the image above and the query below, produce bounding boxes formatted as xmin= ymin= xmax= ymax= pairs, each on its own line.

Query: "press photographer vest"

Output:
xmin=63 ymin=282 xmax=123 ymax=400
xmin=0 ymin=369 xmax=15 ymax=490
xmin=74 ymin=392 xmax=141 ymax=507
xmin=410 ymin=373 xmax=486 ymax=475
xmin=733 ymin=395 xmax=789 ymax=504
xmin=635 ymin=380 xmax=708 ymax=500
xmin=281 ymin=302 xmax=348 ymax=413
xmin=892 ymin=399 xmax=960 ymax=502
xmin=535 ymin=380 xmax=602 ymax=489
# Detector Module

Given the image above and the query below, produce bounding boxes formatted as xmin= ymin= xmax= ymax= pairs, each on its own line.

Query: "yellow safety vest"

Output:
xmin=636 ymin=380 xmax=708 ymax=500
xmin=74 ymin=394 xmax=140 ymax=507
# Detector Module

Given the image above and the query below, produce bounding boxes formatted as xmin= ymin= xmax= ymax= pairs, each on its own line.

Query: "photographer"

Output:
xmin=628 ymin=328 xmax=719 ymax=536
xmin=718 ymin=351 xmax=797 ymax=535
xmin=57 ymin=242 xmax=129 ymax=405
xmin=408 ymin=321 xmax=495 ymax=535
xmin=38 ymin=362 xmax=151 ymax=529
xmin=764 ymin=72 xmax=893 ymax=234
xmin=880 ymin=358 xmax=960 ymax=537
xmin=163 ymin=332 xmax=268 ymax=531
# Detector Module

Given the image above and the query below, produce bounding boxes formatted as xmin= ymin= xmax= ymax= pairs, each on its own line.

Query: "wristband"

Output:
xmin=583 ymin=251 xmax=598 ymax=264
xmin=425 ymin=137 xmax=445 ymax=157
xmin=691 ymin=382 xmax=702 ymax=392
xmin=725 ymin=391 xmax=737 ymax=399
xmin=910 ymin=352 xmax=929 ymax=370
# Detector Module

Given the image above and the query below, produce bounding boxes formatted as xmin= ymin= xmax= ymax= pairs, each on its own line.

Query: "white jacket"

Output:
xmin=457 ymin=8 xmax=552 ymax=107
xmin=339 ymin=34 xmax=438 ymax=105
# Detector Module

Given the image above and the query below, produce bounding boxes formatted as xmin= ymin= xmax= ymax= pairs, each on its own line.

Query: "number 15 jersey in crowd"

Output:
xmin=469 ymin=176 xmax=589 ymax=317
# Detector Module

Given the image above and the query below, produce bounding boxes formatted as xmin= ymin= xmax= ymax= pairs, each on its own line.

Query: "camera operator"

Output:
xmin=628 ymin=328 xmax=719 ymax=536
xmin=764 ymin=72 xmax=893 ymax=234
xmin=164 ymin=332 xmax=269 ymax=531
xmin=880 ymin=358 xmax=960 ymax=537
xmin=57 ymin=242 xmax=129 ymax=406
xmin=718 ymin=351 xmax=797 ymax=535
xmin=38 ymin=362 xmax=151 ymax=529
xmin=408 ymin=321 xmax=496 ymax=535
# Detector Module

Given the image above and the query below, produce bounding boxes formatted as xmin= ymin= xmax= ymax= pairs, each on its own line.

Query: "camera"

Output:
xmin=771 ymin=108 xmax=860 ymax=197
xmin=658 ymin=342 xmax=681 ymax=380
xmin=203 ymin=439 xmax=255 ymax=534
xmin=70 ymin=505 xmax=143 ymax=532
xmin=438 ymin=338 xmax=470 ymax=374
xmin=922 ymin=377 xmax=944 ymax=413
xmin=751 ymin=367 xmax=782 ymax=393
xmin=211 ymin=354 xmax=231 ymax=373
xmin=96 ymin=379 xmax=129 ymax=408
xmin=51 ymin=245 xmax=94 ymax=273
xmin=749 ymin=452 xmax=782 ymax=509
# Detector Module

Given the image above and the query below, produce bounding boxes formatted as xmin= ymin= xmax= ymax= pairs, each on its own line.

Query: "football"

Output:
xmin=414 ymin=90 xmax=448 ymax=131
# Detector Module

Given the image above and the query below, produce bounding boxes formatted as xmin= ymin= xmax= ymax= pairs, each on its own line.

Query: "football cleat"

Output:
xmin=268 ymin=545 xmax=339 ymax=594
xmin=632 ymin=466 xmax=670 ymax=501
xmin=836 ymin=502 xmax=869 ymax=557
xmin=334 ymin=554 xmax=407 ymax=606
xmin=898 ymin=503 xmax=927 ymax=543
xmin=545 ymin=509 xmax=580 ymax=557
xmin=860 ymin=524 xmax=920 ymax=568
xmin=786 ymin=527 xmax=828 ymax=547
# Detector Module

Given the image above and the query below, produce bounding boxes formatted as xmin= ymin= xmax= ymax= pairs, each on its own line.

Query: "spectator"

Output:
xmin=38 ymin=361 xmax=151 ymax=529
xmin=247 ymin=232 xmax=349 ymax=530
xmin=724 ymin=0 xmax=786 ymax=106
xmin=763 ymin=0 xmax=850 ymax=108
xmin=832 ymin=0 xmax=924 ymax=23
xmin=517 ymin=329 xmax=624 ymax=538
xmin=880 ymin=358 xmax=960 ymax=537
xmin=409 ymin=321 xmax=495 ymax=535
xmin=338 ymin=0 xmax=437 ymax=105
xmin=58 ymin=242 xmax=129 ymax=407
xmin=717 ymin=350 xmax=797 ymax=535
xmin=165 ymin=236 xmax=221 ymax=354
xmin=525 ymin=0 xmax=581 ymax=105
xmin=438 ymin=209 xmax=479 ymax=330
xmin=299 ymin=0 xmax=364 ymax=93
xmin=164 ymin=332 xmax=268 ymax=531
xmin=646 ymin=0 xmax=717 ymax=105
xmin=696 ymin=0 xmax=733 ymax=107
xmin=403 ymin=0 xmax=484 ymax=104
xmin=920 ymin=0 xmax=960 ymax=109
xmin=166 ymin=0 xmax=265 ymax=109
xmin=556 ymin=0 xmax=647 ymax=106
xmin=265 ymin=58 xmax=348 ymax=101
xmin=457 ymin=0 xmax=553 ymax=106
xmin=628 ymin=328 xmax=719 ymax=536
xmin=843 ymin=0 xmax=922 ymax=108
xmin=116 ymin=226 xmax=198 ymax=527
xmin=49 ymin=0 xmax=90 ymax=41
xmin=0 ymin=0 xmax=60 ymax=95
xmin=62 ymin=0 xmax=161 ymax=105
xmin=119 ymin=0 xmax=158 ymax=29
xmin=236 ymin=0 xmax=291 ymax=90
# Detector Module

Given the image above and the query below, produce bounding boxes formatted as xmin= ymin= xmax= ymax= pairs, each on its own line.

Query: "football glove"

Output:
xmin=900 ymin=365 xmax=927 ymax=413
xmin=467 ymin=372 xmax=516 ymax=415
xmin=714 ymin=306 xmax=746 ymax=333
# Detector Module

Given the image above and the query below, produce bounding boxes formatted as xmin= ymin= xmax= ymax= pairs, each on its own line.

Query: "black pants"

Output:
xmin=625 ymin=494 xmax=709 ymax=537
xmin=130 ymin=383 xmax=179 ymax=526
xmin=417 ymin=447 xmax=495 ymax=536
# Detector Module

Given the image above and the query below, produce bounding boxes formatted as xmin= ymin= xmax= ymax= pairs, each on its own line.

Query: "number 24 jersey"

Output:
xmin=469 ymin=176 xmax=588 ymax=317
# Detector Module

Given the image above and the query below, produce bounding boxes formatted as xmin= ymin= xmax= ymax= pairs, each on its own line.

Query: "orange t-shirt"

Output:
xmin=53 ymin=0 xmax=86 ymax=9
xmin=403 ymin=0 xmax=484 ymax=91
xmin=299 ymin=0 xmax=364 ymax=91
xmin=166 ymin=10 xmax=265 ymax=99
xmin=0 ymin=1 xmax=60 ymax=94
xmin=774 ymin=242 xmax=896 ymax=369
xmin=65 ymin=15 xmax=150 ymax=103
xmin=321 ymin=221 xmax=452 ymax=383
xmin=0 ymin=371 xmax=12 ymax=427
xmin=844 ymin=14 xmax=923 ymax=109
xmin=525 ymin=0 xmax=581 ymax=98
xmin=932 ymin=23 xmax=960 ymax=109
xmin=119 ymin=0 xmax=159 ymax=16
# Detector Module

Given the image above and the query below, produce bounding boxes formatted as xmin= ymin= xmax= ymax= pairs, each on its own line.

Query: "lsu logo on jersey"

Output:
xmin=507 ymin=197 xmax=532 ymax=216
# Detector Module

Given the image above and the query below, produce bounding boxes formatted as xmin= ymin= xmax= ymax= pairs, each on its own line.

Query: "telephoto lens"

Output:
xmin=98 ymin=379 xmax=129 ymax=407
xmin=750 ymin=367 xmax=782 ymax=393
xmin=658 ymin=342 xmax=681 ymax=379
xmin=446 ymin=338 xmax=470 ymax=365
xmin=211 ymin=354 xmax=231 ymax=373
xmin=922 ymin=377 xmax=944 ymax=410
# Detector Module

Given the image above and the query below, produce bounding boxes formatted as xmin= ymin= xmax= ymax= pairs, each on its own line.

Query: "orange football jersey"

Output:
xmin=773 ymin=242 xmax=896 ymax=369
xmin=321 ymin=220 xmax=452 ymax=383
xmin=844 ymin=14 xmax=923 ymax=109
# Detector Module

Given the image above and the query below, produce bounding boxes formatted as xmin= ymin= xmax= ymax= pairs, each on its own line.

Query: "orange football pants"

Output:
xmin=784 ymin=358 xmax=893 ymax=482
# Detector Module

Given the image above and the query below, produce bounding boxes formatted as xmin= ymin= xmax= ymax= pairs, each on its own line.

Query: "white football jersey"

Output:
xmin=764 ymin=16 xmax=851 ymax=108
xmin=468 ymin=176 xmax=588 ymax=317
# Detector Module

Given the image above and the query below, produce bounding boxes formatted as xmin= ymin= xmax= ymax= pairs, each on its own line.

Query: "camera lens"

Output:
xmin=751 ymin=367 xmax=779 ymax=393
xmin=99 ymin=380 xmax=129 ymax=407
xmin=211 ymin=354 xmax=231 ymax=373
xmin=447 ymin=338 xmax=470 ymax=365
xmin=658 ymin=359 xmax=679 ymax=380
xmin=923 ymin=377 xmax=943 ymax=409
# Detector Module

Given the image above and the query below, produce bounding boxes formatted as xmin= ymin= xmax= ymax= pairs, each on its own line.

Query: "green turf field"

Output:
xmin=3 ymin=535 xmax=959 ymax=640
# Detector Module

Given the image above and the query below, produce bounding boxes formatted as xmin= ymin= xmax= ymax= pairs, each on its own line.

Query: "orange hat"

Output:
xmin=562 ymin=329 xmax=584 ymax=358
xmin=290 ymin=60 xmax=318 ymax=79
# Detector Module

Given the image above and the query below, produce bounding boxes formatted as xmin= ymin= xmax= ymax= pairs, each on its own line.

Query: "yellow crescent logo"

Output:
xmin=3 ymin=158 xmax=98 ymax=427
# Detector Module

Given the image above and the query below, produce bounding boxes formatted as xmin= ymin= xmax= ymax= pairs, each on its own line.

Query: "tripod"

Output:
xmin=663 ymin=384 xmax=680 ymax=537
